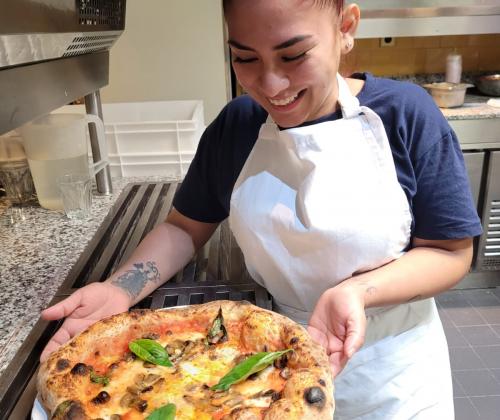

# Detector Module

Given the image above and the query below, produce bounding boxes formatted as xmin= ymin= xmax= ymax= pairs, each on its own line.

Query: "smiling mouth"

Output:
xmin=268 ymin=89 xmax=306 ymax=107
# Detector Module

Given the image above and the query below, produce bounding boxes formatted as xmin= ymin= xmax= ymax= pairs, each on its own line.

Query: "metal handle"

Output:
xmin=84 ymin=114 xmax=109 ymax=176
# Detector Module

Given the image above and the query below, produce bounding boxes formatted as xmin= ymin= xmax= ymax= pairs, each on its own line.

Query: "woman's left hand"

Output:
xmin=307 ymin=282 xmax=367 ymax=377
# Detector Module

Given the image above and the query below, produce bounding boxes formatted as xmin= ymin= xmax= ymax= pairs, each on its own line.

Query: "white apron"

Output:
xmin=229 ymin=74 xmax=453 ymax=419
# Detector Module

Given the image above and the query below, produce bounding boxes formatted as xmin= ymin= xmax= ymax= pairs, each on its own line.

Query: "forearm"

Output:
xmin=340 ymin=238 xmax=473 ymax=308
xmin=105 ymin=222 xmax=195 ymax=306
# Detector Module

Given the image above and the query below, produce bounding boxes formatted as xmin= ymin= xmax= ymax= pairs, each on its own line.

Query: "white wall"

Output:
xmin=101 ymin=0 xmax=230 ymax=124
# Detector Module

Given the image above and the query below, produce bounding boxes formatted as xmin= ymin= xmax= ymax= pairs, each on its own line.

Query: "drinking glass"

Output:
xmin=57 ymin=173 xmax=93 ymax=220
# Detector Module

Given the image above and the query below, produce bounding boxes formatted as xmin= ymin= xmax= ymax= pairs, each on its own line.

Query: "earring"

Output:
xmin=345 ymin=41 xmax=352 ymax=51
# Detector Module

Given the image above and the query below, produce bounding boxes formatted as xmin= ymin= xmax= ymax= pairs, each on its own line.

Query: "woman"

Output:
xmin=41 ymin=1 xmax=482 ymax=418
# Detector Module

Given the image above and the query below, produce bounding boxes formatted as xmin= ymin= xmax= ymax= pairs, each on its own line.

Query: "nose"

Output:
xmin=259 ymin=68 xmax=290 ymax=98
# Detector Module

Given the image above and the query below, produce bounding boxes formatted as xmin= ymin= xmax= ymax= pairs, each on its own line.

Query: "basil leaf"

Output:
xmin=146 ymin=403 xmax=176 ymax=420
xmin=89 ymin=370 xmax=110 ymax=386
xmin=129 ymin=339 xmax=173 ymax=367
xmin=211 ymin=349 xmax=292 ymax=391
xmin=207 ymin=307 xmax=228 ymax=345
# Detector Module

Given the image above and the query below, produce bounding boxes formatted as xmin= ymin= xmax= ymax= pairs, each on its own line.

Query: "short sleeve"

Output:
xmin=173 ymin=120 xmax=228 ymax=223
xmin=412 ymin=130 xmax=482 ymax=240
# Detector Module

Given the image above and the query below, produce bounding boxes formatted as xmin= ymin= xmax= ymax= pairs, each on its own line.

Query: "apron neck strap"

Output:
xmin=264 ymin=73 xmax=362 ymax=124
xmin=336 ymin=73 xmax=362 ymax=119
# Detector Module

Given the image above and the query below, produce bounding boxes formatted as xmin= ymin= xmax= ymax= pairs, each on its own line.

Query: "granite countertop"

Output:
xmin=440 ymin=92 xmax=500 ymax=120
xmin=391 ymin=72 xmax=500 ymax=120
xmin=0 ymin=176 xmax=173 ymax=377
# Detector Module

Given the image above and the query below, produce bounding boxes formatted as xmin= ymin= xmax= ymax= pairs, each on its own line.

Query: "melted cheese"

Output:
xmin=75 ymin=331 xmax=284 ymax=419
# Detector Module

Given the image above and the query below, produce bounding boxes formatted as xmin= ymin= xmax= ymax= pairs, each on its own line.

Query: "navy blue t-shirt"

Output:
xmin=174 ymin=73 xmax=482 ymax=240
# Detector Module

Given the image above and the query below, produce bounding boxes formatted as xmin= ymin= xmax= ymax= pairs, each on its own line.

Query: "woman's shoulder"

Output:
xmin=357 ymin=73 xmax=438 ymax=115
xmin=357 ymin=73 xmax=452 ymax=151
xmin=200 ymin=95 xmax=267 ymax=156
xmin=220 ymin=94 xmax=268 ymax=126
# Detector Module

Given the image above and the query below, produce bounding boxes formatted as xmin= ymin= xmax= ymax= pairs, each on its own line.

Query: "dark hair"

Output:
xmin=223 ymin=0 xmax=344 ymax=16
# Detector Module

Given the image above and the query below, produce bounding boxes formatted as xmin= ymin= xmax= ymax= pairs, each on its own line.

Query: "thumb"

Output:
xmin=344 ymin=315 xmax=366 ymax=359
xmin=41 ymin=292 xmax=82 ymax=321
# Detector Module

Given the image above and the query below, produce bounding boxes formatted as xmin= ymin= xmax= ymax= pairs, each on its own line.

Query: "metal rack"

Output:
xmin=0 ymin=181 xmax=270 ymax=419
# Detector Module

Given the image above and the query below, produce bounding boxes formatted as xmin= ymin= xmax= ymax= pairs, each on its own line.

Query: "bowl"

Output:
xmin=423 ymin=82 xmax=474 ymax=108
xmin=475 ymin=74 xmax=500 ymax=97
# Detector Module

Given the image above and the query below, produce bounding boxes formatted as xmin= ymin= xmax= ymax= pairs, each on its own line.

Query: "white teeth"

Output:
xmin=269 ymin=93 xmax=299 ymax=106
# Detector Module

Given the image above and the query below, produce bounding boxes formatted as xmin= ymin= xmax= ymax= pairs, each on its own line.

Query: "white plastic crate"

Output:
xmin=55 ymin=100 xmax=205 ymax=178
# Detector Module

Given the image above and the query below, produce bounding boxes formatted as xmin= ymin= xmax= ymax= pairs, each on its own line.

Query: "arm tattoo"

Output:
xmin=111 ymin=261 xmax=160 ymax=301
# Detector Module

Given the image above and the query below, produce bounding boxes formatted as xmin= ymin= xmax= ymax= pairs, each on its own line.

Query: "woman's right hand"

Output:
xmin=39 ymin=282 xmax=131 ymax=362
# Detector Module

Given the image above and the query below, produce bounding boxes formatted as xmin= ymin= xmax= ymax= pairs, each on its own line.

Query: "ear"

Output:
xmin=340 ymin=4 xmax=360 ymax=55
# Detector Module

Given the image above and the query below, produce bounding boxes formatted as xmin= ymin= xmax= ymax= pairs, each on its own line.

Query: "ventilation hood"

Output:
xmin=352 ymin=0 xmax=500 ymax=38
xmin=0 ymin=0 xmax=126 ymax=135
xmin=0 ymin=0 xmax=127 ymax=194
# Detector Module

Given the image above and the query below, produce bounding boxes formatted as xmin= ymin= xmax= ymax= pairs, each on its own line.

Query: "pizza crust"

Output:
xmin=38 ymin=300 xmax=334 ymax=419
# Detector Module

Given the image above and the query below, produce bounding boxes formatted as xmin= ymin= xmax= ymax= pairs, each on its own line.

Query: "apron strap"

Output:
xmin=265 ymin=73 xmax=361 ymax=125
xmin=336 ymin=73 xmax=362 ymax=119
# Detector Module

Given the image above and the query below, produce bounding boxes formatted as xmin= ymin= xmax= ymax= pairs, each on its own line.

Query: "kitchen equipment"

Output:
xmin=423 ymin=82 xmax=474 ymax=108
xmin=0 ymin=0 xmax=127 ymax=194
xmin=352 ymin=0 xmax=500 ymax=38
xmin=476 ymin=74 xmax=500 ymax=97
xmin=0 ymin=135 xmax=34 ymax=204
xmin=19 ymin=113 xmax=108 ymax=210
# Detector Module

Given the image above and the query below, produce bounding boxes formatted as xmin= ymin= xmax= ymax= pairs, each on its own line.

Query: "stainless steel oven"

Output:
xmin=453 ymin=118 xmax=500 ymax=287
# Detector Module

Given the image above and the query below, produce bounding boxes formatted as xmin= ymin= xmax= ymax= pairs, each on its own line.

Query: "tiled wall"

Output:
xmin=340 ymin=34 xmax=500 ymax=77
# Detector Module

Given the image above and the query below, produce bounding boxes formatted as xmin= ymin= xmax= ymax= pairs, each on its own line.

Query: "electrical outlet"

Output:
xmin=380 ymin=37 xmax=396 ymax=47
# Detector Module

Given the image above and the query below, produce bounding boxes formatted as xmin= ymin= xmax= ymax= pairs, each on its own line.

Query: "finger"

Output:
xmin=39 ymin=327 xmax=71 ymax=362
xmin=41 ymin=292 xmax=82 ymax=320
xmin=344 ymin=317 xmax=366 ymax=358
xmin=306 ymin=326 xmax=329 ymax=349
xmin=328 ymin=351 xmax=349 ymax=377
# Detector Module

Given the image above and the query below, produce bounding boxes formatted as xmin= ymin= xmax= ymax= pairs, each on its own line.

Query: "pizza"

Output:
xmin=37 ymin=300 xmax=334 ymax=419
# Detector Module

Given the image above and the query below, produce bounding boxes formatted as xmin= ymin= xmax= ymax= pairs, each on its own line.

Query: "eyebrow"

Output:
xmin=228 ymin=35 xmax=312 ymax=51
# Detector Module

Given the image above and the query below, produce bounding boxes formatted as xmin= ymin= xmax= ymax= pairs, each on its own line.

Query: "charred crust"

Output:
xmin=123 ymin=351 xmax=137 ymax=362
xmin=70 ymin=363 xmax=89 ymax=376
xmin=304 ymin=386 xmax=326 ymax=409
xmin=290 ymin=337 xmax=300 ymax=345
xmin=136 ymin=399 xmax=148 ymax=412
xmin=91 ymin=391 xmax=110 ymax=405
xmin=108 ymin=362 xmax=120 ymax=371
xmin=273 ymin=353 xmax=288 ymax=370
xmin=248 ymin=372 xmax=260 ymax=381
xmin=56 ymin=359 xmax=70 ymax=371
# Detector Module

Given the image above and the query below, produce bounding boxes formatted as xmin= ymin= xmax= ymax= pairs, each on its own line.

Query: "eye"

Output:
xmin=282 ymin=51 xmax=307 ymax=63
xmin=233 ymin=56 xmax=258 ymax=64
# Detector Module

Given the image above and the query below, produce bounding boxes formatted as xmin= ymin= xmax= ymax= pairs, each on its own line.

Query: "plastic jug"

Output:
xmin=19 ymin=113 xmax=108 ymax=210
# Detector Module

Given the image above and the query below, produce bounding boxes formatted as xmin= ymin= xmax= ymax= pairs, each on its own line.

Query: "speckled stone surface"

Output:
xmin=439 ymin=94 xmax=500 ymax=120
xmin=0 ymin=176 xmax=174 ymax=377
xmin=390 ymin=72 xmax=500 ymax=120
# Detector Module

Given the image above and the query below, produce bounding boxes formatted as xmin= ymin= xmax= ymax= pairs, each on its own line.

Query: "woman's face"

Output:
xmin=226 ymin=0 xmax=353 ymax=128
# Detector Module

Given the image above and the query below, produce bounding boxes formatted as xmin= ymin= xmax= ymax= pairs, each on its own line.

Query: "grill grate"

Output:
xmin=0 ymin=181 xmax=269 ymax=419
